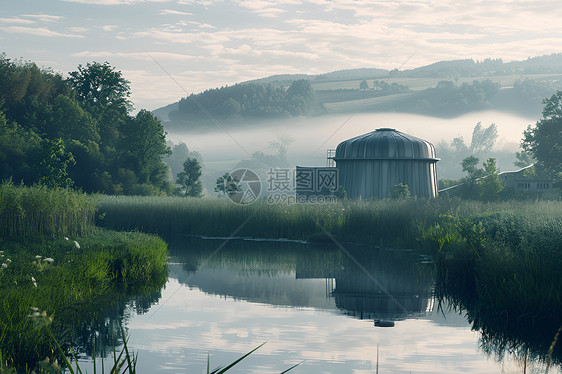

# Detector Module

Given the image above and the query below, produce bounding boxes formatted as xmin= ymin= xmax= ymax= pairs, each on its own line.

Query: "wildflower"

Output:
xmin=6 ymin=258 xmax=11 ymax=263
xmin=73 ymin=240 xmax=80 ymax=249
xmin=64 ymin=237 xmax=69 ymax=241
xmin=35 ymin=255 xmax=42 ymax=259
xmin=1 ymin=263 xmax=7 ymax=269
xmin=43 ymin=257 xmax=54 ymax=263
xmin=38 ymin=357 xmax=61 ymax=372
xmin=32 ymin=276 xmax=37 ymax=287
xmin=27 ymin=307 xmax=52 ymax=329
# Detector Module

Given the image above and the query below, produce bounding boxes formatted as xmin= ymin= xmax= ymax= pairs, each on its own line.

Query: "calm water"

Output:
xmin=78 ymin=236 xmax=558 ymax=373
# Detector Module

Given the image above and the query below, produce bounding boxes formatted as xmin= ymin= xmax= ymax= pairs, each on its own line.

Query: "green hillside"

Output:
xmin=154 ymin=54 xmax=562 ymax=131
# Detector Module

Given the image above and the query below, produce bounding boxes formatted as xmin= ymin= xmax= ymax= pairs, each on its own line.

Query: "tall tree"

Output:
xmin=479 ymin=158 xmax=503 ymax=201
xmin=68 ymin=61 xmax=132 ymax=111
xmin=176 ymin=157 xmax=203 ymax=197
xmin=522 ymin=92 xmax=562 ymax=179
xmin=470 ymin=122 xmax=497 ymax=154
xmin=119 ymin=110 xmax=171 ymax=188
xmin=39 ymin=138 xmax=75 ymax=188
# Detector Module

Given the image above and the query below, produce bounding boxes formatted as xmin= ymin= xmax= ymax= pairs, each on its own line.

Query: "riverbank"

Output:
xmin=0 ymin=183 xmax=168 ymax=371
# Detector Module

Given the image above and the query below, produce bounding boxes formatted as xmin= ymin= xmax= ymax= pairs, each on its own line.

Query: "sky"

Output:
xmin=2 ymin=0 xmax=562 ymax=111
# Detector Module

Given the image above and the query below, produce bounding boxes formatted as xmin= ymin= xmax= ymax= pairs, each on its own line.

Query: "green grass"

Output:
xmin=0 ymin=180 xmax=97 ymax=238
xmin=0 ymin=184 xmax=168 ymax=372
xmin=97 ymin=195 xmax=562 ymax=250
xmin=0 ymin=229 xmax=168 ymax=371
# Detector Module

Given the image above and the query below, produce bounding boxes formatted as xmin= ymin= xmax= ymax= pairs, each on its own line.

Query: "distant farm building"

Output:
xmin=499 ymin=165 xmax=554 ymax=193
xmin=297 ymin=128 xmax=439 ymax=200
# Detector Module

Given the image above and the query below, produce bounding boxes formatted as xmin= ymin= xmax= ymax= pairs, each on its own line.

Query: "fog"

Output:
xmin=167 ymin=110 xmax=537 ymax=182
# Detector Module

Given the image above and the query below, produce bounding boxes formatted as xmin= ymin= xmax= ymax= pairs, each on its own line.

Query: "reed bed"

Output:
xmin=0 ymin=181 xmax=97 ymax=238
xmin=98 ymin=196 xmax=562 ymax=252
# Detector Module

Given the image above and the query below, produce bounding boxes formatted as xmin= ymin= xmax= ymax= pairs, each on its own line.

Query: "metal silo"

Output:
xmin=333 ymin=128 xmax=439 ymax=199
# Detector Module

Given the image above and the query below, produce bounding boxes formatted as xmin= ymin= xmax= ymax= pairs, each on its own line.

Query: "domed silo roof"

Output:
xmin=335 ymin=128 xmax=438 ymax=161
xmin=334 ymin=128 xmax=439 ymax=199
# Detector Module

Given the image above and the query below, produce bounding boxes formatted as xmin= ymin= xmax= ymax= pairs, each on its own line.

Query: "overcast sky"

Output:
xmin=2 ymin=0 xmax=561 ymax=111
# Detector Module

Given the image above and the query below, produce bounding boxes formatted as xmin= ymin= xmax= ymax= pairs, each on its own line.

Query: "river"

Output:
xmin=76 ymin=235 xmax=559 ymax=373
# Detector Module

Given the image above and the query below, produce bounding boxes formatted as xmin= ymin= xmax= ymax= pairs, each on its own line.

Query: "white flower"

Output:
xmin=43 ymin=258 xmax=54 ymax=263
xmin=64 ymin=237 xmax=69 ymax=241
xmin=31 ymin=276 xmax=37 ymax=287
xmin=1 ymin=263 xmax=7 ymax=269
xmin=35 ymin=255 xmax=42 ymax=259
xmin=73 ymin=240 xmax=80 ymax=249
xmin=6 ymin=258 xmax=11 ymax=263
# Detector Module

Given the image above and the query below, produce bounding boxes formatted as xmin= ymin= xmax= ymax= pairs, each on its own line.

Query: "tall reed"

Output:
xmin=0 ymin=180 xmax=97 ymax=238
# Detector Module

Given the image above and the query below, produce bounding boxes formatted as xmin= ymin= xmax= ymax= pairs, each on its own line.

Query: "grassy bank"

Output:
xmin=97 ymin=195 xmax=562 ymax=250
xmin=0 ymin=184 xmax=169 ymax=371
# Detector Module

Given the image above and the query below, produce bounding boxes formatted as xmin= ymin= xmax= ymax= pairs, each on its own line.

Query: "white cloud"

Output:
xmin=101 ymin=25 xmax=119 ymax=31
xmin=61 ymin=0 xmax=168 ymax=4
xmin=0 ymin=17 xmax=35 ymax=25
xmin=0 ymin=26 xmax=84 ymax=38
xmin=72 ymin=50 xmax=196 ymax=61
xmin=160 ymin=9 xmax=193 ymax=16
xmin=68 ymin=26 xmax=88 ymax=33
xmin=21 ymin=14 xmax=65 ymax=22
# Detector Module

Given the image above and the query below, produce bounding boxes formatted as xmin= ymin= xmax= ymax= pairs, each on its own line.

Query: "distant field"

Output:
xmin=311 ymin=74 xmax=562 ymax=92
xmin=323 ymin=92 xmax=420 ymax=113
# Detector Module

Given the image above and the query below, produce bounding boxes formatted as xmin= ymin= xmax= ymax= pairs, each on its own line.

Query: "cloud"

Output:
xmin=0 ymin=26 xmax=84 ymax=38
xmin=61 ymin=0 xmax=168 ymax=4
xmin=68 ymin=27 xmax=88 ymax=33
xmin=0 ymin=17 xmax=35 ymax=25
xmin=101 ymin=25 xmax=119 ymax=31
xmin=72 ymin=50 xmax=196 ymax=61
xmin=160 ymin=9 xmax=193 ymax=16
xmin=21 ymin=14 xmax=65 ymax=22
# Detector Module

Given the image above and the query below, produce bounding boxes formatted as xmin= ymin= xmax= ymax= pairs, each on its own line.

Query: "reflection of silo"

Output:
xmin=334 ymin=128 xmax=439 ymax=199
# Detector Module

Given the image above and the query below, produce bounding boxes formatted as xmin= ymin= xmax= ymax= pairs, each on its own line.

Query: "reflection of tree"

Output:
xmin=436 ymin=254 xmax=562 ymax=369
xmin=62 ymin=275 xmax=166 ymax=359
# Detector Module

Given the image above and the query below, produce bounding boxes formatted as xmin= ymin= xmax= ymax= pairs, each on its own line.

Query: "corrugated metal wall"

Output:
xmin=334 ymin=129 xmax=439 ymax=199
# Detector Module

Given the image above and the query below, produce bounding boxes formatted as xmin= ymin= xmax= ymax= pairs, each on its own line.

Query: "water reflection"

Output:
xmin=68 ymin=274 xmax=165 ymax=360
xmin=74 ymin=235 xmax=560 ymax=373
xmin=168 ymin=236 xmax=435 ymax=324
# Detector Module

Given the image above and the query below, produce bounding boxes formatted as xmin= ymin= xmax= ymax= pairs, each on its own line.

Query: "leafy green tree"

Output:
xmin=460 ymin=155 xmax=484 ymax=199
xmin=0 ymin=111 xmax=42 ymax=184
xmin=215 ymin=173 xmax=241 ymax=196
xmin=479 ymin=158 xmax=503 ymax=201
xmin=459 ymin=156 xmax=503 ymax=200
xmin=176 ymin=157 xmax=203 ymax=197
xmin=390 ymin=183 xmax=411 ymax=199
xmin=522 ymin=92 xmax=562 ymax=179
xmin=38 ymin=138 xmax=75 ymax=188
xmin=359 ymin=80 xmax=369 ymax=89
xmin=47 ymin=95 xmax=99 ymax=143
xmin=119 ymin=110 xmax=171 ymax=190
xmin=68 ymin=61 xmax=132 ymax=111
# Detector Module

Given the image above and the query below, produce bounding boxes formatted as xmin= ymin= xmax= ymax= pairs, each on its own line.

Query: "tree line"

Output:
xmin=168 ymin=79 xmax=315 ymax=126
xmin=0 ymin=54 xmax=173 ymax=195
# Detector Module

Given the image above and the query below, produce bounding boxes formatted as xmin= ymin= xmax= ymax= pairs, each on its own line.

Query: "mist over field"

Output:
xmin=167 ymin=110 xmax=535 ymax=183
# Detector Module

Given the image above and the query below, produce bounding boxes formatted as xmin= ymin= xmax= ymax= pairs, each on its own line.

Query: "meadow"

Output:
xmin=0 ymin=183 xmax=168 ymax=372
